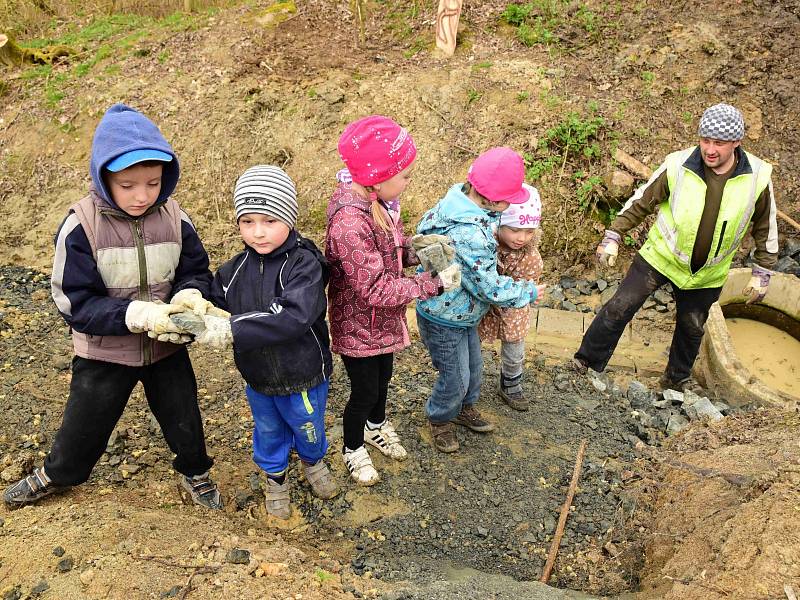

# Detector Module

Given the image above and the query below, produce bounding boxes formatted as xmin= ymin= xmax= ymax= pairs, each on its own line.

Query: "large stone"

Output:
xmin=600 ymin=286 xmax=618 ymax=305
xmin=775 ymin=256 xmax=799 ymax=274
xmin=627 ymin=380 xmax=651 ymax=409
xmin=604 ymin=169 xmax=635 ymax=199
xmin=666 ymin=412 xmax=689 ymax=435
xmin=780 ymin=237 xmax=800 ymax=259
xmin=662 ymin=389 xmax=684 ymax=404
xmin=684 ymin=397 xmax=723 ymax=422
xmin=653 ymin=289 xmax=672 ymax=305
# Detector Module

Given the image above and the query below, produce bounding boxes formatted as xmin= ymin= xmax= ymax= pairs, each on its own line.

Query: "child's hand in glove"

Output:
xmin=125 ymin=300 xmax=184 ymax=335
xmin=437 ymin=264 xmax=461 ymax=292
xmin=411 ymin=234 xmax=456 ymax=262
xmin=170 ymin=288 xmax=230 ymax=317
xmin=195 ymin=315 xmax=233 ymax=349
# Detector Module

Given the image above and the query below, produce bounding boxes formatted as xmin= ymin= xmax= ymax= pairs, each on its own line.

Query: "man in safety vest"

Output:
xmin=573 ymin=103 xmax=779 ymax=394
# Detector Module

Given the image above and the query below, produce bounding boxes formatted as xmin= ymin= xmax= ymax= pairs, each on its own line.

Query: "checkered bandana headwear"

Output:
xmin=337 ymin=115 xmax=417 ymax=186
xmin=233 ymin=165 xmax=297 ymax=228
xmin=698 ymin=103 xmax=745 ymax=141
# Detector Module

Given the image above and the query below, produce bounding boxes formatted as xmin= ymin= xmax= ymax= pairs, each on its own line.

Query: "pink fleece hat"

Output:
xmin=337 ymin=115 xmax=417 ymax=186
xmin=467 ymin=147 xmax=530 ymax=204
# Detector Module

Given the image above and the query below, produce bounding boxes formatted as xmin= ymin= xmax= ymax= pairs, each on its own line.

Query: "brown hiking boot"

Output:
xmin=452 ymin=405 xmax=495 ymax=433
xmin=429 ymin=421 xmax=459 ymax=453
xmin=659 ymin=374 xmax=706 ymax=396
xmin=569 ymin=357 xmax=589 ymax=375
xmin=499 ymin=373 xmax=529 ymax=411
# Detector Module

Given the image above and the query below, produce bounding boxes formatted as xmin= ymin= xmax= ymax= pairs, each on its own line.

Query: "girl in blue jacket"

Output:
xmin=416 ymin=148 xmax=546 ymax=453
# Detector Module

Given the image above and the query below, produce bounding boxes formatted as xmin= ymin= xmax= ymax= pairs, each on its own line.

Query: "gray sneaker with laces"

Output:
xmin=179 ymin=471 xmax=223 ymax=510
xmin=3 ymin=467 xmax=67 ymax=508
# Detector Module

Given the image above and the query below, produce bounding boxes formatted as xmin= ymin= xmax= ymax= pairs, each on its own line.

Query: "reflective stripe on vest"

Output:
xmin=643 ymin=147 xmax=772 ymax=289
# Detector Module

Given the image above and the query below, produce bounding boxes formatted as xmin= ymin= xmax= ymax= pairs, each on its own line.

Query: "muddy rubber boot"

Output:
xmin=429 ymin=421 xmax=459 ymax=453
xmin=303 ymin=461 xmax=339 ymax=499
xmin=499 ymin=372 xmax=529 ymax=411
xmin=264 ymin=477 xmax=291 ymax=520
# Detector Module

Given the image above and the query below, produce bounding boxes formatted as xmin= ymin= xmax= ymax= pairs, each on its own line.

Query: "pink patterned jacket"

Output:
xmin=325 ymin=183 xmax=441 ymax=357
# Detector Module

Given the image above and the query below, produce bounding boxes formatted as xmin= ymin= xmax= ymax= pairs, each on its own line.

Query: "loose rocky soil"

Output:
xmin=1 ymin=0 xmax=799 ymax=598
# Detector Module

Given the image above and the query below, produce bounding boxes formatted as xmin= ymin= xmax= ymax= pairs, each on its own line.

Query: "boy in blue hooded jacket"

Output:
xmin=416 ymin=147 xmax=546 ymax=453
xmin=3 ymin=104 xmax=222 ymax=510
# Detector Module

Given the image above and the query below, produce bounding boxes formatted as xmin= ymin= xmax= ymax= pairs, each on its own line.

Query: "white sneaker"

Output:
xmin=342 ymin=446 xmax=380 ymax=486
xmin=364 ymin=420 xmax=407 ymax=461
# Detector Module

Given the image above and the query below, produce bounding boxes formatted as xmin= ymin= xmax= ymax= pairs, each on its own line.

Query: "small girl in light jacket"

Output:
xmin=478 ymin=186 xmax=544 ymax=411
xmin=325 ymin=115 xmax=458 ymax=486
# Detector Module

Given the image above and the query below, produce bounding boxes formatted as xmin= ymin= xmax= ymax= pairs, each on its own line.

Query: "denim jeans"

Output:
xmin=575 ymin=254 xmax=722 ymax=382
xmin=245 ymin=379 xmax=329 ymax=475
xmin=417 ymin=315 xmax=482 ymax=423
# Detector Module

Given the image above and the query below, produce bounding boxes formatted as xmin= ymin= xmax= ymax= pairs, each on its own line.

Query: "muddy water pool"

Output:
xmin=725 ymin=317 xmax=800 ymax=398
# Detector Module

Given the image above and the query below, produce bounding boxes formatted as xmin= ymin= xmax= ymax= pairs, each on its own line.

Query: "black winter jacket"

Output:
xmin=210 ymin=231 xmax=333 ymax=396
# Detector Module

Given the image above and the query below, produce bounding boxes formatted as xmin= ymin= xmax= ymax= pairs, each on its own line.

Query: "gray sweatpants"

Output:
xmin=500 ymin=339 xmax=526 ymax=378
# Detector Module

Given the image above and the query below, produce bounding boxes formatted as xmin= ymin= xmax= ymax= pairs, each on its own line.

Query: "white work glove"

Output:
xmin=596 ymin=230 xmax=621 ymax=268
xmin=437 ymin=264 xmax=461 ymax=292
xmin=742 ymin=264 xmax=772 ymax=304
xmin=194 ymin=314 xmax=233 ymax=349
xmin=148 ymin=331 xmax=194 ymax=344
xmin=411 ymin=234 xmax=456 ymax=262
xmin=125 ymin=300 xmax=184 ymax=335
xmin=170 ymin=288 xmax=229 ymax=317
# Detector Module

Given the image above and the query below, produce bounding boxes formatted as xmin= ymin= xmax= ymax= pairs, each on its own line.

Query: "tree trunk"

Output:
xmin=0 ymin=34 xmax=25 ymax=68
xmin=184 ymin=0 xmax=196 ymax=12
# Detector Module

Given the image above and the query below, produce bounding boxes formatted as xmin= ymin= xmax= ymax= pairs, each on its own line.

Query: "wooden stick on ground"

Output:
xmin=785 ymin=584 xmax=798 ymax=600
xmin=540 ymin=439 xmax=588 ymax=584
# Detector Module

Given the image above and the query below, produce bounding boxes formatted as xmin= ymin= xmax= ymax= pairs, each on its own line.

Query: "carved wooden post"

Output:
xmin=435 ymin=0 xmax=463 ymax=56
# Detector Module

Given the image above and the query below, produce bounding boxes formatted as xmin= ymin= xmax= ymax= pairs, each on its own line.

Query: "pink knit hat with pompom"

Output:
xmin=337 ymin=115 xmax=417 ymax=186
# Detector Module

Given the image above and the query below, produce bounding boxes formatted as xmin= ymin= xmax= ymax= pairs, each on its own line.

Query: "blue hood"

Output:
xmin=90 ymin=103 xmax=180 ymax=208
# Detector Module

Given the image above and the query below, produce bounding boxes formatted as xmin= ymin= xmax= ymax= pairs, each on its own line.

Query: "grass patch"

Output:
xmin=500 ymin=0 xmax=606 ymax=48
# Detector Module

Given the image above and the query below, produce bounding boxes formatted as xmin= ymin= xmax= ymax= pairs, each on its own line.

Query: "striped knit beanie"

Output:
xmin=233 ymin=165 xmax=297 ymax=227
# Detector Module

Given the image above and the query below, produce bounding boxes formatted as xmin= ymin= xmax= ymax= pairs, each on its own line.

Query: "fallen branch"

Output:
xmin=135 ymin=554 xmax=217 ymax=570
xmin=178 ymin=566 xmax=218 ymax=600
xmin=785 ymin=584 xmax=798 ymax=600
xmin=540 ymin=439 xmax=587 ymax=584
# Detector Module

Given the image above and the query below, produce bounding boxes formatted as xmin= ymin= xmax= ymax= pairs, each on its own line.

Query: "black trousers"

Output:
xmin=341 ymin=353 xmax=394 ymax=451
xmin=575 ymin=254 xmax=722 ymax=383
xmin=44 ymin=347 xmax=213 ymax=486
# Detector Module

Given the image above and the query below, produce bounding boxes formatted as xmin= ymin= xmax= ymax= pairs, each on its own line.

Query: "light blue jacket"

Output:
xmin=416 ymin=184 xmax=539 ymax=328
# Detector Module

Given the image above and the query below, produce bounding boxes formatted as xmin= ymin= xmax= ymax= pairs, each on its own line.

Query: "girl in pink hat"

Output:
xmin=478 ymin=185 xmax=544 ymax=412
xmin=325 ymin=115 xmax=460 ymax=485
xmin=415 ymin=147 xmax=547 ymax=453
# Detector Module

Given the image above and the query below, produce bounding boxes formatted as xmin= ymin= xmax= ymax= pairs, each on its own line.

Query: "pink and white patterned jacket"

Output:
xmin=325 ymin=182 xmax=441 ymax=357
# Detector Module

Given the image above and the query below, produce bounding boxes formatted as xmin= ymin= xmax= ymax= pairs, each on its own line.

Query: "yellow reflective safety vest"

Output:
xmin=639 ymin=147 xmax=772 ymax=289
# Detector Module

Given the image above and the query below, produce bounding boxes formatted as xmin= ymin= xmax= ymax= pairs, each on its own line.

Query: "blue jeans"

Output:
xmin=245 ymin=380 xmax=329 ymax=476
xmin=417 ymin=315 xmax=482 ymax=423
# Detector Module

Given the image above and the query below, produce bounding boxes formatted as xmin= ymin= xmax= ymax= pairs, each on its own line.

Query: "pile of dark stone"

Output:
xmin=617 ymin=376 xmax=733 ymax=443
xmin=543 ymin=275 xmax=676 ymax=318
xmin=774 ymin=237 xmax=800 ymax=276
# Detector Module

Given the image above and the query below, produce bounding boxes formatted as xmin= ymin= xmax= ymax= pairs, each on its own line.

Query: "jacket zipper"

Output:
xmin=131 ymin=219 xmax=151 ymax=365
xmin=713 ymin=220 xmax=728 ymax=258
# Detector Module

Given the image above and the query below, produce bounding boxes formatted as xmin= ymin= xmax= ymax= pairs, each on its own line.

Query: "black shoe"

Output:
xmin=569 ymin=357 xmax=589 ymax=375
xmin=659 ymin=374 xmax=705 ymax=396
xmin=499 ymin=373 xmax=529 ymax=411
xmin=3 ymin=467 xmax=67 ymax=508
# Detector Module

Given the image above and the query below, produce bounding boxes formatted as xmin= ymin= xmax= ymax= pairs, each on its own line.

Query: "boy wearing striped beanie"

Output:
xmin=195 ymin=165 xmax=338 ymax=520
